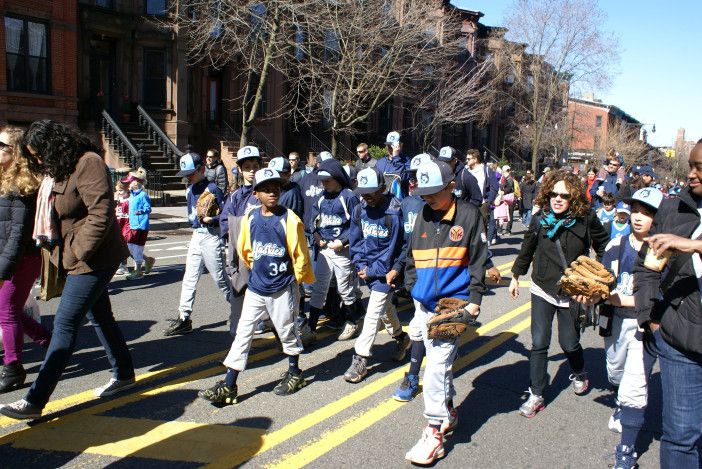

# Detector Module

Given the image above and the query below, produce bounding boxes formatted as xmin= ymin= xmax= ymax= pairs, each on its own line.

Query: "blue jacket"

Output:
xmin=404 ymin=198 xmax=487 ymax=311
xmin=376 ymin=153 xmax=411 ymax=198
xmin=589 ymin=171 xmax=619 ymax=208
xmin=279 ymin=181 xmax=304 ymax=220
xmin=300 ymin=171 xmax=324 ymax=232
xmin=349 ymin=195 xmax=403 ymax=293
xmin=310 ymin=188 xmax=358 ymax=246
xmin=219 ymin=184 xmax=260 ymax=238
xmin=455 ymin=165 xmax=483 ymax=207
xmin=186 ymin=180 xmax=224 ymax=230
xmin=128 ymin=189 xmax=151 ymax=231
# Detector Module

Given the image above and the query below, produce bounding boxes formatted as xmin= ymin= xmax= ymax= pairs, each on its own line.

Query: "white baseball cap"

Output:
xmin=410 ymin=153 xmax=434 ymax=171
xmin=626 ymin=187 xmax=663 ymax=211
xmin=237 ymin=145 xmax=262 ymax=164
xmin=502 ymin=165 xmax=511 ymax=172
xmin=175 ymin=152 xmax=203 ymax=177
xmin=268 ymin=157 xmax=291 ymax=173
xmin=438 ymin=146 xmax=457 ymax=162
xmin=318 ymin=151 xmax=333 ymax=161
xmin=355 ymin=167 xmax=384 ymax=195
xmin=253 ymin=167 xmax=284 ymax=190
xmin=413 ymin=161 xmax=454 ymax=197
xmin=385 ymin=131 xmax=401 ymax=145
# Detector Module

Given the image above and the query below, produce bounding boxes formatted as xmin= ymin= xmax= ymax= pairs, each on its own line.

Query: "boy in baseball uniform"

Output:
xmin=343 ymin=167 xmax=410 ymax=383
xmin=199 ymin=168 xmax=315 ymax=405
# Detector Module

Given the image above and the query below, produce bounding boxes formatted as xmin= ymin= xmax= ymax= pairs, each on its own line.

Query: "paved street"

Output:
xmin=0 ymin=224 xmax=662 ymax=468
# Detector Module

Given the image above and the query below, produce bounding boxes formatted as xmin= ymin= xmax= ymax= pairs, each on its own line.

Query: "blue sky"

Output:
xmin=453 ymin=0 xmax=701 ymax=147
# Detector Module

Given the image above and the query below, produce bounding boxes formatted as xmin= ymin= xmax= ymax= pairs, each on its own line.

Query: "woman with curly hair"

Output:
xmin=0 ymin=120 xmax=135 ymax=420
xmin=0 ymin=126 xmax=51 ymax=393
xmin=509 ymin=169 xmax=609 ymax=418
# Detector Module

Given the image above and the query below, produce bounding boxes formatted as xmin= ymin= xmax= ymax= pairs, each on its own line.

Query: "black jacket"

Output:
xmin=520 ymin=180 xmax=537 ymax=210
xmin=512 ymin=210 xmax=609 ymax=298
xmin=633 ymin=188 xmax=702 ymax=358
xmin=0 ymin=193 xmax=39 ymax=280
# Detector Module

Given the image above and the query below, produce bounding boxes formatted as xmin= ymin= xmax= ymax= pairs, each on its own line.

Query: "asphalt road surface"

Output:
xmin=0 ymin=224 xmax=662 ymax=468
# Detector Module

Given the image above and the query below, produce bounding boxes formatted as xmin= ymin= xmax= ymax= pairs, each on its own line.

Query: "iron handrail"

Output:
xmin=136 ymin=105 xmax=183 ymax=168
xmin=251 ymin=125 xmax=283 ymax=157
xmin=101 ymin=110 xmax=141 ymax=169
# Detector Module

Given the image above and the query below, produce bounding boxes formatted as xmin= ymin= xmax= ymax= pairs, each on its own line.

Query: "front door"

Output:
xmin=89 ymin=38 xmax=115 ymax=119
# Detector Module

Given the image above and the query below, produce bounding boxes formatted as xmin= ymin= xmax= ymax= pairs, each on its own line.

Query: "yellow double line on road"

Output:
xmin=205 ymin=301 xmax=531 ymax=468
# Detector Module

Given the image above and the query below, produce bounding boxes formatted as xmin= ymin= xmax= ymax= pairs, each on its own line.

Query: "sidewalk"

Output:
xmin=150 ymin=206 xmax=191 ymax=231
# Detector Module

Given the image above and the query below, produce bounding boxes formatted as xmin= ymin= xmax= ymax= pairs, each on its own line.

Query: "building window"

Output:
xmin=95 ymin=0 xmax=114 ymax=8
xmin=595 ymin=115 xmax=602 ymax=128
xmin=4 ymin=16 xmax=49 ymax=94
xmin=143 ymin=48 xmax=167 ymax=108
xmin=146 ymin=0 xmax=167 ymax=16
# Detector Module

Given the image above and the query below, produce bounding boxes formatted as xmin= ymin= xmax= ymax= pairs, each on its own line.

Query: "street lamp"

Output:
xmin=640 ymin=123 xmax=655 ymax=143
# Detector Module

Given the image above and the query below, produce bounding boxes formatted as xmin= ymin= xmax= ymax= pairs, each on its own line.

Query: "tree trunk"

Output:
xmin=330 ymin=133 xmax=338 ymax=157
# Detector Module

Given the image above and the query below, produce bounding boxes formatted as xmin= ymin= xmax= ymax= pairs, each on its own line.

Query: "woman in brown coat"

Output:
xmin=0 ymin=120 xmax=135 ymax=420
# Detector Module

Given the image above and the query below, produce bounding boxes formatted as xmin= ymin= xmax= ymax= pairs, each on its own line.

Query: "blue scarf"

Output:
xmin=540 ymin=210 xmax=576 ymax=239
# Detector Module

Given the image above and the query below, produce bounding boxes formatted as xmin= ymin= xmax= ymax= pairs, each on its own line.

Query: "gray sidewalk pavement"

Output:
xmin=149 ymin=205 xmax=191 ymax=231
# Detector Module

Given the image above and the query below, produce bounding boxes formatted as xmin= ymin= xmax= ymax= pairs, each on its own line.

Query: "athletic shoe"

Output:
xmin=519 ymin=388 xmax=545 ymax=418
xmin=569 ymin=371 xmax=589 ymax=395
xmin=95 ymin=377 xmax=137 ymax=397
xmin=343 ymin=355 xmax=368 ymax=383
xmin=274 ymin=370 xmax=307 ymax=396
xmin=254 ymin=319 xmax=272 ymax=335
xmin=125 ymin=269 xmax=143 ymax=280
xmin=0 ymin=399 xmax=42 ymax=420
xmin=405 ymin=426 xmax=445 ymax=465
xmin=321 ymin=316 xmax=345 ymax=331
xmin=441 ymin=404 xmax=458 ymax=435
xmin=614 ymin=444 xmax=638 ymax=469
xmin=392 ymin=332 xmax=412 ymax=362
xmin=608 ymin=406 xmax=622 ymax=433
xmin=114 ymin=267 xmax=128 ymax=276
xmin=199 ymin=380 xmax=238 ymax=405
xmin=163 ymin=317 xmax=192 ymax=336
xmin=0 ymin=362 xmax=26 ymax=393
xmin=392 ymin=373 xmax=420 ymax=402
xmin=299 ymin=322 xmax=317 ymax=348
xmin=337 ymin=320 xmax=359 ymax=341
xmin=143 ymin=256 xmax=156 ymax=274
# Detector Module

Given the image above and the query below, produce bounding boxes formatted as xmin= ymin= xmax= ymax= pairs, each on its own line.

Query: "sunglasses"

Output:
xmin=549 ymin=191 xmax=571 ymax=200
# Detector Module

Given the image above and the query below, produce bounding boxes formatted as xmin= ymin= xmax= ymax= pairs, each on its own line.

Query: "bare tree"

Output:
xmin=496 ymin=0 xmax=619 ymax=172
xmin=169 ymin=1 xmax=311 ymax=147
xmin=603 ymin=121 xmax=649 ymax=168
xmin=287 ymin=0 xmax=469 ymax=154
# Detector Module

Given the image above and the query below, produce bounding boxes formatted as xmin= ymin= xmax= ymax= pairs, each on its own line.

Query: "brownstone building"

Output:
xmin=0 ymin=0 xmax=78 ymax=125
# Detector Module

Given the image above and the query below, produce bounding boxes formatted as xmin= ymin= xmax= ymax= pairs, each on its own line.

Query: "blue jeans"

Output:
xmin=656 ymin=328 xmax=702 ymax=469
xmin=522 ymin=209 xmax=532 ymax=227
xmin=487 ymin=209 xmax=497 ymax=242
xmin=26 ymin=266 xmax=134 ymax=409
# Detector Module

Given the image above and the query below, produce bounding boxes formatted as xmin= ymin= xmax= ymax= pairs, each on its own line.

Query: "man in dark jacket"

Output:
xmin=520 ymin=170 xmax=537 ymax=226
xmin=269 ymin=156 xmax=303 ymax=219
xmin=465 ymin=149 xmax=499 ymax=239
xmin=438 ymin=146 xmax=482 ymax=207
xmin=205 ymin=149 xmax=229 ymax=194
xmin=633 ymin=141 xmax=702 ymax=468
xmin=590 ymin=157 xmax=622 ymax=208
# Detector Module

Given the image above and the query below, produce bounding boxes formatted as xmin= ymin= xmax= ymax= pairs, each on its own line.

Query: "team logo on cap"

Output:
xmin=263 ymin=169 xmax=273 ymax=177
xmin=360 ymin=175 xmax=368 ymax=185
xmin=640 ymin=188 xmax=650 ymax=198
xmin=244 ymin=147 xmax=252 ymax=155
xmin=419 ymin=171 xmax=429 ymax=184
xmin=180 ymin=160 xmax=187 ymax=169
xmin=449 ymin=226 xmax=464 ymax=242
xmin=440 ymin=148 xmax=450 ymax=158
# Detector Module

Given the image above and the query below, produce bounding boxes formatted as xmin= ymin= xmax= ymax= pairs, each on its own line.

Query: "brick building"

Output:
xmin=0 ymin=0 xmax=78 ymax=125
xmin=567 ymin=96 xmax=641 ymax=162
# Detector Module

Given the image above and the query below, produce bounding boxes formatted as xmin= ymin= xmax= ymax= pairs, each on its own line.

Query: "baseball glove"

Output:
xmin=427 ymin=298 xmax=476 ymax=340
xmin=558 ymin=256 xmax=614 ymax=301
xmin=196 ymin=190 xmax=219 ymax=223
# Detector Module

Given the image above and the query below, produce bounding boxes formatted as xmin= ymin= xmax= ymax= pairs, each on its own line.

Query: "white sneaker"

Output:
xmin=569 ymin=371 xmax=589 ymax=395
xmin=405 ymin=426 xmax=445 ymax=465
xmin=608 ymin=406 xmax=622 ymax=433
xmin=95 ymin=377 xmax=136 ymax=397
xmin=337 ymin=320 xmax=359 ymax=341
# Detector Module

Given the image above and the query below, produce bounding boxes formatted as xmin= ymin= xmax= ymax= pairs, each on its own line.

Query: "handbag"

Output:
xmin=39 ymin=246 xmax=66 ymax=301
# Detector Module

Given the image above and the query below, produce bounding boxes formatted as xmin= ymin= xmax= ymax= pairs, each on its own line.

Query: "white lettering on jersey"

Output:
xmin=320 ymin=213 xmax=343 ymax=227
xmin=404 ymin=212 xmax=417 ymax=234
xmin=252 ymin=240 xmax=286 ymax=260
xmin=305 ymin=185 xmax=323 ymax=198
xmin=362 ymin=219 xmax=390 ymax=238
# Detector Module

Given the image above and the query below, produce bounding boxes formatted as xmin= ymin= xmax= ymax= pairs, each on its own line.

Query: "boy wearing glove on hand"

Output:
xmin=402 ymin=160 xmax=487 ymax=465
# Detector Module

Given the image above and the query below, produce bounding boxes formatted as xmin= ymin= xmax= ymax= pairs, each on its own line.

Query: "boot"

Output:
xmin=0 ymin=362 xmax=26 ymax=393
xmin=308 ymin=306 xmax=323 ymax=332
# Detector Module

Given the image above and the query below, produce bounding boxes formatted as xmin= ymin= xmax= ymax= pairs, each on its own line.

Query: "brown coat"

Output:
xmin=51 ymin=152 xmax=129 ymax=274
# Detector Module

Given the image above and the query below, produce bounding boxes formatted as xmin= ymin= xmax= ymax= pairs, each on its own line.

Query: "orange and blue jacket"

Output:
xmin=404 ymin=198 xmax=487 ymax=311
